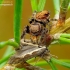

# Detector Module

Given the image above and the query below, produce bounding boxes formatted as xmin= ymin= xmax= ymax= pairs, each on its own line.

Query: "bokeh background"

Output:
xmin=0 ymin=0 xmax=70 ymax=70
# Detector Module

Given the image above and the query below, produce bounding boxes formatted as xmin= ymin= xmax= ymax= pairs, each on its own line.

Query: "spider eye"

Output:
xmin=29 ymin=19 xmax=34 ymax=24
xmin=45 ymin=13 xmax=49 ymax=16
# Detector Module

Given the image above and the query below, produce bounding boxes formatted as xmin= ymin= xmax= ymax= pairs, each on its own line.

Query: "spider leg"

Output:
xmin=38 ymin=28 xmax=48 ymax=48
xmin=21 ymin=25 xmax=30 ymax=42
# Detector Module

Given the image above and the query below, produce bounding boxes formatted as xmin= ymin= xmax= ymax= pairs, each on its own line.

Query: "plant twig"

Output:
xmin=50 ymin=17 xmax=70 ymax=34
xmin=0 ymin=46 xmax=13 ymax=68
xmin=0 ymin=0 xmax=4 ymax=8
xmin=0 ymin=51 xmax=15 ymax=64
xmin=38 ymin=0 xmax=46 ymax=12
xmin=60 ymin=33 xmax=70 ymax=38
xmin=48 ymin=60 xmax=58 ymax=70
xmin=68 ymin=3 xmax=70 ymax=9
xmin=0 ymin=39 xmax=19 ymax=49
xmin=30 ymin=0 xmax=38 ymax=11
xmin=51 ymin=57 xmax=70 ymax=68
xmin=14 ymin=0 xmax=23 ymax=44
xmin=53 ymin=0 xmax=60 ymax=14
xmin=56 ymin=0 xmax=70 ymax=26
xmin=59 ymin=37 xmax=70 ymax=44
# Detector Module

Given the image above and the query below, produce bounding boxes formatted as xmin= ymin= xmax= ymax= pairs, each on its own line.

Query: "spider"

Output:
xmin=21 ymin=10 xmax=54 ymax=47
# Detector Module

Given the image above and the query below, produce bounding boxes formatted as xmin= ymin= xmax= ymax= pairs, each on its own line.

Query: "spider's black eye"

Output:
xmin=45 ymin=13 xmax=49 ymax=17
xmin=40 ymin=21 xmax=43 ymax=24
xmin=29 ymin=18 xmax=34 ymax=24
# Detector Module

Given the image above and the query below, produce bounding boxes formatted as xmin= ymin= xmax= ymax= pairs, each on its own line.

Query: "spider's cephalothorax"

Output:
xmin=29 ymin=10 xmax=50 ymax=27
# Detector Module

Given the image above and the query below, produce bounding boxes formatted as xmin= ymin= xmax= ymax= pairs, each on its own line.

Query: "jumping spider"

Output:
xmin=21 ymin=10 xmax=55 ymax=48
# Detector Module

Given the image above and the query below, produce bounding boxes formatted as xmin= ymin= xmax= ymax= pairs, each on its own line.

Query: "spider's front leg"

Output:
xmin=21 ymin=25 xmax=30 ymax=42
xmin=38 ymin=28 xmax=48 ymax=48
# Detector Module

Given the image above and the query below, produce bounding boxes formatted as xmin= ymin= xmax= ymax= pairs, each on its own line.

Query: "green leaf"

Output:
xmin=0 ymin=46 xmax=13 ymax=68
xmin=0 ymin=40 xmax=19 ymax=49
xmin=52 ymin=0 xmax=60 ymax=14
xmin=0 ymin=51 xmax=15 ymax=64
xmin=68 ymin=3 xmax=70 ymax=9
xmin=38 ymin=0 xmax=46 ymax=12
xmin=0 ymin=0 xmax=4 ymax=8
xmin=0 ymin=41 xmax=8 ymax=48
xmin=15 ymin=68 xmax=25 ymax=70
xmin=14 ymin=0 xmax=23 ymax=44
xmin=61 ymin=0 xmax=70 ymax=11
xmin=48 ymin=60 xmax=58 ymax=70
xmin=30 ymin=0 xmax=38 ymax=12
xmin=59 ymin=37 xmax=70 ymax=44
xmin=51 ymin=57 xmax=70 ymax=68
xmin=0 ymin=61 xmax=7 ymax=68
xmin=60 ymin=33 xmax=70 ymax=38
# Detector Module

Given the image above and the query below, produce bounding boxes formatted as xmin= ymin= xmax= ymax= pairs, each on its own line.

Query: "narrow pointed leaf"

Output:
xmin=53 ymin=0 xmax=60 ymax=14
xmin=51 ymin=57 xmax=70 ymax=68
xmin=30 ymin=0 xmax=38 ymax=11
xmin=14 ymin=0 xmax=23 ymax=44
xmin=0 ymin=51 xmax=15 ymax=64
xmin=0 ymin=0 xmax=4 ymax=8
xmin=48 ymin=60 xmax=58 ymax=70
xmin=38 ymin=0 xmax=46 ymax=12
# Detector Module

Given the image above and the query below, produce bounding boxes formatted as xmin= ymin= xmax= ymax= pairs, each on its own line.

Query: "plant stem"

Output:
xmin=0 ymin=0 xmax=4 ymax=8
xmin=0 ymin=51 xmax=15 ymax=64
xmin=68 ymin=3 xmax=70 ymax=9
xmin=0 ymin=61 xmax=7 ymax=68
xmin=59 ymin=37 xmax=70 ymax=44
xmin=3 ymin=46 xmax=13 ymax=57
xmin=60 ymin=0 xmax=70 ymax=10
xmin=0 ymin=40 xmax=19 ymax=49
xmin=56 ymin=0 xmax=70 ymax=26
xmin=30 ymin=0 xmax=38 ymax=12
xmin=0 ymin=46 xmax=13 ymax=68
xmin=51 ymin=57 xmax=70 ymax=68
xmin=14 ymin=0 xmax=23 ymax=44
xmin=30 ymin=59 xmax=70 ymax=66
xmin=30 ymin=0 xmax=46 ymax=12
xmin=50 ymin=18 xmax=70 ymax=34
xmin=38 ymin=0 xmax=46 ymax=12
xmin=48 ymin=60 xmax=58 ymax=70
xmin=60 ymin=33 xmax=70 ymax=38
xmin=53 ymin=0 xmax=60 ymax=14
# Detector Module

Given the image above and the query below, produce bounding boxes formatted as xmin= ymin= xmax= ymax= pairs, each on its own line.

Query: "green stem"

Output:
xmin=0 ymin=61 xmax=7 ymax=68
xmin=15 ymin=68 xmax=25 ymax=70
xmin=60 ymin=33 xmax=70 ymax=38
xmin=30 ymin=59 xmax=70 ymax=66
xmin=0 ymin=51 xmax=15 ymax=64
xmin=53 ymin=0 xmax=60 ymax=14
xmin=0 ymin=40 xmax=19 ymax=49
xmin=14 ymin=0 xmax=23 ymax=44
xmin=51 ymin=57 xmax=70 ymax=68
xmin=0 ymin=0 xmax=3 ymax=4
xmin=0 ymin=46 xmax=13 ymax=68
xmin=59 ymin=37 xmax=70 ymax=44
xmin=0 ymin=0 xmax=4 ymax=8
xmin=38 ymin=0 xmax=46 ymax=12
xmin=68 ymin=3 xmax=70 ymax=9
xmin=2 ymin=46 xmax=13 ymax=57
xmin=61 ymin=59 xmax=70 ymax=63
xmin=60 ymin=0 xmax=70 ymax=11
xmin=48 ymin=60 xmax=58 ymax=70
xmin=30 ymin=0 xmax=38 ymax=12
xmin=30 ymin=61 xmax=48 ymax=66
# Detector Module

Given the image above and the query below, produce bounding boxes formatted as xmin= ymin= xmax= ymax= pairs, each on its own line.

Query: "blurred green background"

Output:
xmin=0 ymin=0 xmax=70 ymax=70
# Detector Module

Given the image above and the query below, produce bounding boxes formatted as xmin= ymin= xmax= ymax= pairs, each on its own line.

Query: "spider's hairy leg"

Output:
xmin=21 ymin=25 xmax=30 ymax=42
xmin=38 ymin=28 xmax=48 ymax=48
